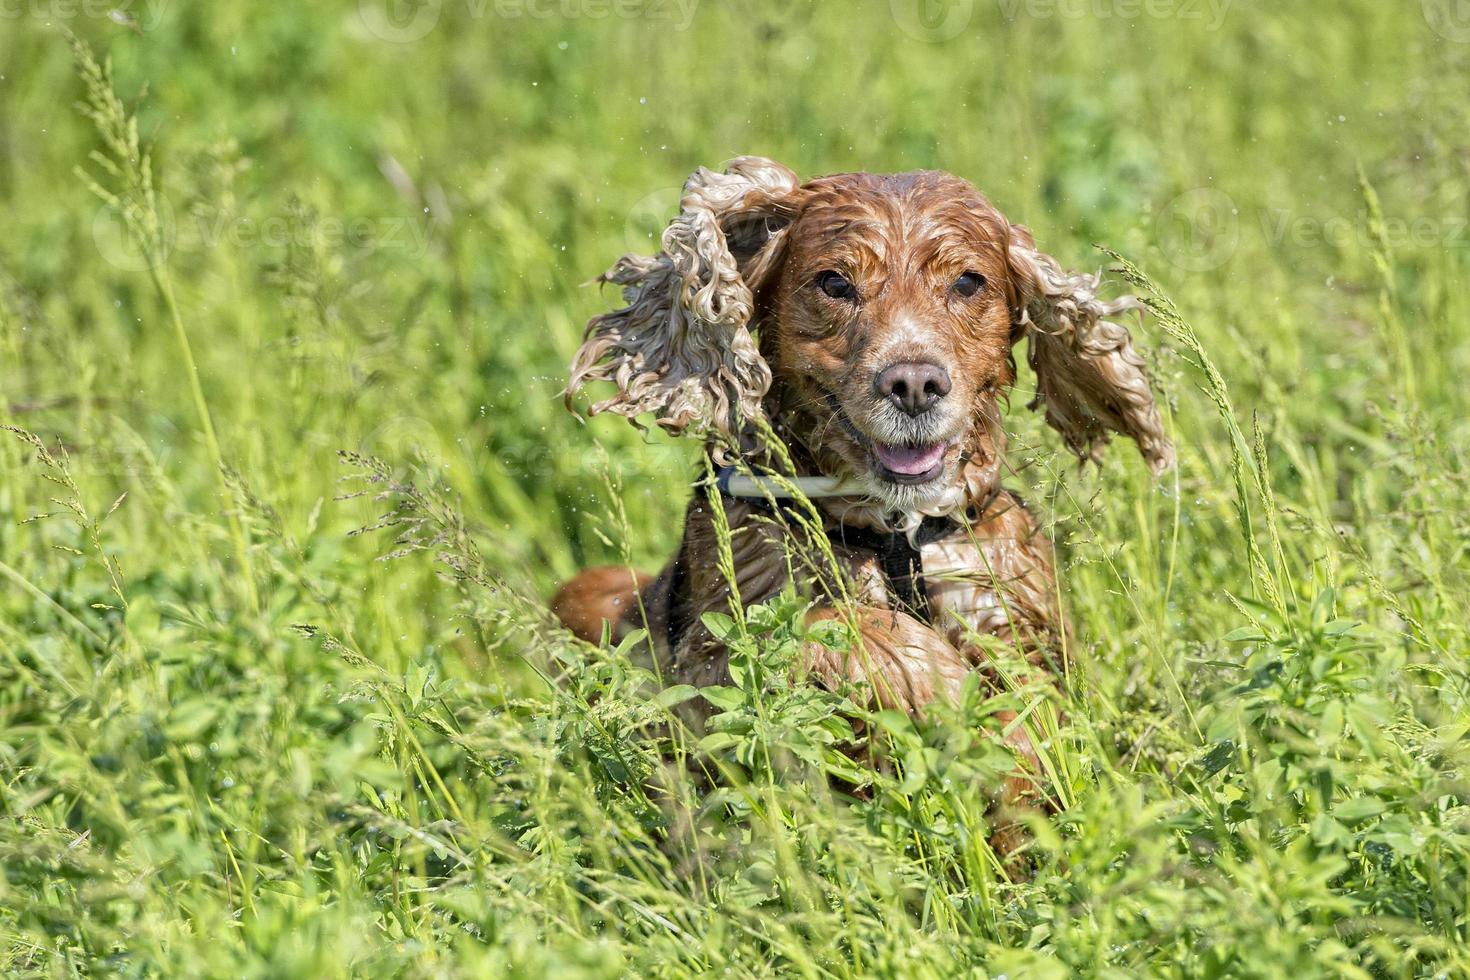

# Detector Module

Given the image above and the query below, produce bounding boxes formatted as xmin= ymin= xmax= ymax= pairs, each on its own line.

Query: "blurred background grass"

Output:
xmin=1 ymin=1 xmax=1468 ymax=976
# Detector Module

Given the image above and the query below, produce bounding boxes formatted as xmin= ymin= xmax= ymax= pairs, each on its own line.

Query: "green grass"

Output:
xmin=1 ymin=2 xmax=1468 ymax=975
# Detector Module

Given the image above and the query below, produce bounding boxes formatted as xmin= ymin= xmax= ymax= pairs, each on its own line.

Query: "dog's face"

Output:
xmin=568 ymin=157 xmax=1172 ymax=519
xmin=761 ymin=172 xmax=1017 ymax=509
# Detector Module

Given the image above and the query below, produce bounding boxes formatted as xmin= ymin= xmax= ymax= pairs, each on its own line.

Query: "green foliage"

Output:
xmin=1 ymin=2 xmax=1468 ymax=976
xmin=696 ymin=595 xmax=873 ymax=788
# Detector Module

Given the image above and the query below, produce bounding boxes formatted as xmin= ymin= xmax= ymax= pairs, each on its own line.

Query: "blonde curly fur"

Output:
xmin=565 ymin=157 xmax=801 ymax=444
xmin=1009 ymin=235 xmax=1174 ymax=474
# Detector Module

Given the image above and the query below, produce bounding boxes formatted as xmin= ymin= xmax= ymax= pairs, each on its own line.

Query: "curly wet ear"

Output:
xmin=1008 ymin=227 xmax=1174 ymax=473
xmin=565 ymin=156 xmax=801 ymax=443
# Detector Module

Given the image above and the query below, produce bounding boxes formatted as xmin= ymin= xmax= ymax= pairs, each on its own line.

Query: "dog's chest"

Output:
xmin=838 ymin=551 xmax=894 ymax=608
xmin=821 ymin=506 xmax=1046 ymax=639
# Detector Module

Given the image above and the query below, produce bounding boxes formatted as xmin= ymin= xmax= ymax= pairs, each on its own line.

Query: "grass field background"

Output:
xmin=2 ymin=1 xmax=1468 ymax=975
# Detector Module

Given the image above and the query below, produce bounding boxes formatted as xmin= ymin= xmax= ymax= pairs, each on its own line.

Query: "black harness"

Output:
xmin=826 ymin=514 xmax=961 ymax=619
xmin=664 ymin=470 xmax=988 ymax=647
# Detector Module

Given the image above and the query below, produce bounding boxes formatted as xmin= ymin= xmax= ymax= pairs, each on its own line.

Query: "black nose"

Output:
xmin=875 ymin=362 xmax=952 ymax=417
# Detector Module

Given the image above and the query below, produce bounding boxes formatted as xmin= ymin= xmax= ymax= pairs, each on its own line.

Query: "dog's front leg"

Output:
xmin=804 ymin=604 xmax=1044 ymax=863
xmin=802 ymin=605 xmax=971 ymax=714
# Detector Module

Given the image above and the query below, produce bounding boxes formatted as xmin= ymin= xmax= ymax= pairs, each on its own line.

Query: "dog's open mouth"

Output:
xmin=872 ymin=441 xmax=948 ymax=484
xmin=824 ymin=392 xmax=951 ymax=485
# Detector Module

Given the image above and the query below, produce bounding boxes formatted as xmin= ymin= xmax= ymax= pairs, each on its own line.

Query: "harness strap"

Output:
xmin=665 ymin=511 xmax=948 ymax=648
xmin=829 ymin=514 xmax=959 ymax=621
xmin=665 ymin=468 xmax=1005 ymax=647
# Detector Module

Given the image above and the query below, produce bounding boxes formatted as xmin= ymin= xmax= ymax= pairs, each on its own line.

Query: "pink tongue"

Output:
xmin=875 ymin=442 xmax=946 ymax=475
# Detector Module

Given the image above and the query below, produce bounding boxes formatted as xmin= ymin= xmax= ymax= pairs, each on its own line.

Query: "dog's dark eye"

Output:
xmin=815 ymin=270 xmax=857 ymax=301
xmin=953 ymin=272 xmax=987 ymax=297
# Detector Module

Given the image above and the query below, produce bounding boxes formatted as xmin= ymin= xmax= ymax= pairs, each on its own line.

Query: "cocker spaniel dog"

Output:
xmin=554 ymin=157 xmax=1170 ymax=820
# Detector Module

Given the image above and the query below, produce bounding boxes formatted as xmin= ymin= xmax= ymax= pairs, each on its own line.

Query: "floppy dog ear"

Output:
xmin=1008 ymin=226 xmax=1174 ymax=473
xmin=566 ymin=156 xmax=801 ymax=443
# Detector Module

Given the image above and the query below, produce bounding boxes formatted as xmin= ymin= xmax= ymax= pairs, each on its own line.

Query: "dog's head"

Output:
xmin=568 ymin=157 xmax=1172 ymax=515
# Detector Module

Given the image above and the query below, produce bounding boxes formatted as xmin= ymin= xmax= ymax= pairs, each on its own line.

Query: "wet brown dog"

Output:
xmin=555 ymin=157 xmax=1171 ymax=839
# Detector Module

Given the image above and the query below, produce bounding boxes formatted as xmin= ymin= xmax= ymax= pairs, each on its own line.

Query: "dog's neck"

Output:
xmin=725 ymin=389 xmax=1006 ymax=535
